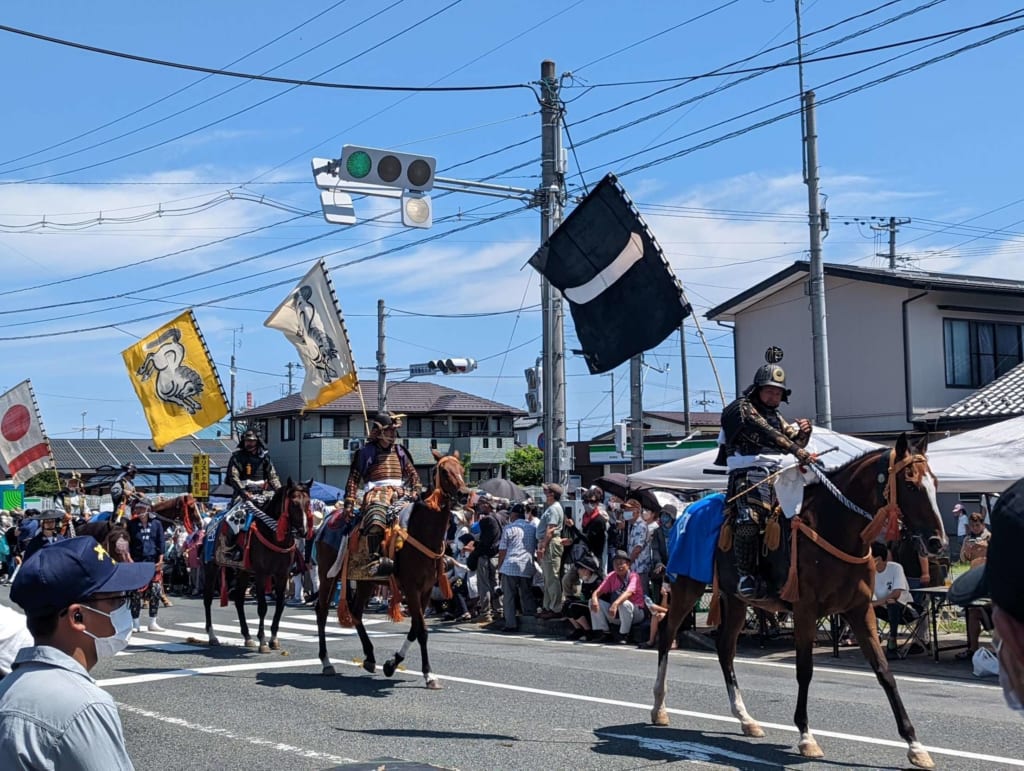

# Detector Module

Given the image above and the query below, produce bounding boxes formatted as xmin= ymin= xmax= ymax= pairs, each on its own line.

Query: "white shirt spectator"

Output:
xmin=873 ymin=560 xmax=912 ymax=606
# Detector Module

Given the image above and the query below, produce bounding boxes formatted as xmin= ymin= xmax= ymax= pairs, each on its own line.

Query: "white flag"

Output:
xmin=264 ymin=260 xmax=359 ymax=410
xmin=0 ymin=380 xmax=54 ymax=484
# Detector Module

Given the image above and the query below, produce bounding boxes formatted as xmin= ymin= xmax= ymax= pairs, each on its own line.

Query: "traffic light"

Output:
xmin=614 ymin=422 xmax=628 ymax=455
xmin=524 ymin=362 xmax=542 ymax=417
xmin=401 ymin=190 xmax=432 ymax=228
xmin=338 ymin=145 xmax=436 ymax=191
xmin=428 ymin=358 xmax=477 ymax=374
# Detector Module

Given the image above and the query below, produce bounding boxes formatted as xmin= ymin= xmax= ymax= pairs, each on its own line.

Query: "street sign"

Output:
xmin=409 ymin=363 xmax=435 ymax=377
xmin=319 ymin=190 xmax=356 ymax=225
xmin=191 ymin=453 xmax=210 ymax=498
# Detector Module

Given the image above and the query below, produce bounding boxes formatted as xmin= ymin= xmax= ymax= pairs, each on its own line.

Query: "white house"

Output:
xmin=707 ymin=261 xmax=1024 ymax=437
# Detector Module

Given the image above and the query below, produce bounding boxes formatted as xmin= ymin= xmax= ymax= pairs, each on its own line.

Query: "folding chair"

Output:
xmin=893 ymin=602 xmax=930 ymax=659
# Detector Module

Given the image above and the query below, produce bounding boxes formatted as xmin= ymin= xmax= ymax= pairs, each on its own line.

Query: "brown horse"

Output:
xmin=77 ymin=520 xmax=133 ymax=563
xmin=152 ymin=494 xmax=203 ymax=533
xmin=202 ymin=478 xmax=312 ymax=653
xmin=315 ymin=449 xmax=469 ymax=688
xmin=651 ymin=433 xmax=945 ymax=770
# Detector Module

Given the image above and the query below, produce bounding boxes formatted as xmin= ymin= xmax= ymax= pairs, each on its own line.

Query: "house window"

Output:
xmin=281 ymin=417 xmax=296 ymax=442
xmin=944 ymin=318 xmax=1023 ymax=387
xmin=482 ymin=437 xmax=489 ymax=448
xmin=497 ymin=437 xmax=503 ymax=448
xmin=406 ymin=417 xmax=422 ymax=437
xmin=320 ymin=417 xmax=335 ymax=437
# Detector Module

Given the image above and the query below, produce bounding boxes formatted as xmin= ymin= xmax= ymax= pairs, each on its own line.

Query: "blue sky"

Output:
xmin=1 ymin=1 xmax=1022 ymax=444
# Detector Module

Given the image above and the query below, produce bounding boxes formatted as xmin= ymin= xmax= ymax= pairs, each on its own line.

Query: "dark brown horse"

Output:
xmin=202 ymin=478 xmax=312 ymax=653
xmin=651 ymin=433 xmax=945 ymax=770
xmin=152 ymin=494 xmax=203 ymax=533
xmin=315 ymin=449 xmax=469 ymax=688
xmin=77 ymin=520 xmax=133 ymax=563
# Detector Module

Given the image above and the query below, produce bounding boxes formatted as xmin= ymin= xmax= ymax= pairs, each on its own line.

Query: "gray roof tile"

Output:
xmin=938 ymin=362 xmax=1024 ymax=421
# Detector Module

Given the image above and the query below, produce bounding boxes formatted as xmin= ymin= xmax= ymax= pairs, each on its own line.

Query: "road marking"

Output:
xmin=599 ymin=731 xmax=775 ymax=767
xmin=97 ymin=656 xmax=1023 ymax=766
xmin=117 ymin=703 xmax=355 ymax=765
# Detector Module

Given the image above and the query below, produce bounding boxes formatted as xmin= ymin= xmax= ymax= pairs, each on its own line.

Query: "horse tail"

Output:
xmin=145 ymin=327 xmax=181 ymax=350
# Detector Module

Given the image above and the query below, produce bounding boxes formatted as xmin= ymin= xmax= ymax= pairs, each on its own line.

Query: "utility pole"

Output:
xmin=229 ymin=325 xmax=243 ymax=440
xmin=802 ymin=90 xmax=832 ymax=428
xmin=540 ymin=60 xmax=566 ymax=485
xmin=80 ymin=411 xmax=87 ymax=440
xmin=377 ymin=299 xmax=387 ymax=413
xmin=95 ymin=425 xmax=102 ymax=440
xmin=286 ymin=362 xmax=301 ymax=394
xmin=680 ymin=323 xmax=691 ymax=435
xmin=107 ymin=419 xmax=116 ymax=438
xmin=695 ymin=391 xmax=716 ymax=409
xmin=872 ymin=216 xmax=912 ymax=269
xmin=630 ymin=355 xmax=644 ymax=473
xmin=608 ymin=372 xmax=615 ymax=425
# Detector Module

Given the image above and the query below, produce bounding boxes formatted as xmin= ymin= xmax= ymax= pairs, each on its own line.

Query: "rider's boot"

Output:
xmin=365 ymin=532 xmax=394 ymax=577
xmin=733 ymin=522 xmax=763 ymax=599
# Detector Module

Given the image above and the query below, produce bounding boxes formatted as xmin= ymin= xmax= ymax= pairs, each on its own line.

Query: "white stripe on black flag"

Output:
xmin=529 ymin=173 xmax=691 ymax=374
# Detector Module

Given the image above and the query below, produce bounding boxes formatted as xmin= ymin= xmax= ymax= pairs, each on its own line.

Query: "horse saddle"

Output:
xmin=341 ymin=525 xmax=403 ymax=582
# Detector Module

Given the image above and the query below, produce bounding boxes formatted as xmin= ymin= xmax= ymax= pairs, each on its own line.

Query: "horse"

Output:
xmin=650 ymin=433 xmax=946 ymax=770
xmin=314 ymin=448 xmax=469 ymax=688
xmin=201 ymin=478 xmax=312 ymax=653
xmin=151 ymin=494 xmax=204 ymax=534
xmin=77 ymin=520 xmax=132 ymax=563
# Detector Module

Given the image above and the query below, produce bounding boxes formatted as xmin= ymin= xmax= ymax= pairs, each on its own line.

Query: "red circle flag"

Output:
xmin=1 ymin=404 xmax=31 ymax=442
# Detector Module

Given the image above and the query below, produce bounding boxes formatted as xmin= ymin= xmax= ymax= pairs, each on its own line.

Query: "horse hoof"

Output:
xmin=908 ymin=744 xmax=935 ymax=769
xmin=742 ymin=722 xmax=766 ymax=738
xmin=798 ymin=739 xmax=824 ymax=758
xmin=258 ymin=643 xmax=271 ymax=654
xmin=426 ymin=680 xmax=442 ymax=690
xmin=362 ymin=659 xmax=376 ymax=674
xmin=322 ymin=665 xmax=337 ymax=676
xmin=244 ymin=639 xmax=257 ymax=649
xmin=269 ymin=639 xmax=280 ymax=651
xmin=382 ymin=660 xmax=396 ymax=678
xmin=651 ymin=709 xmax=669 ymax=727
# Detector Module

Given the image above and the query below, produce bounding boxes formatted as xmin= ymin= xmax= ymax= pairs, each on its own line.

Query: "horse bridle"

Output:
xmin=435 ymin=456 xmax=467 ymax=508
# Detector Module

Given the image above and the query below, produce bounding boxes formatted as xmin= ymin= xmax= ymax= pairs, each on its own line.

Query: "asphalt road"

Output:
xmin=4 ymin=590 xmax=1022 ymax=770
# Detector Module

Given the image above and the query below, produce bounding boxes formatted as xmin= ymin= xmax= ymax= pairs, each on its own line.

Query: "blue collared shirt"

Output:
xmin=0 ymin=645 xmax=134 ymax=770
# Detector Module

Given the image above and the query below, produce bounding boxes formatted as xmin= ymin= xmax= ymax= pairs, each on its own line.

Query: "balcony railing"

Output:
xmin=303 ymin=430 xmax=513 ymax=440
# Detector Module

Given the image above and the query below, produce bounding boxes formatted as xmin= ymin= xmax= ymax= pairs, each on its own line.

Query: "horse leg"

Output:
xmin=382 ymin=586 xmax=414 ymax=680
xmin=792 ymin=609 xmax=824 ymax=758
xmin=203 ymin=562 xmax=219 ymax=646
xmin=846 ymin=606 xmax=934 ymax=769
xmin=351 ymin=583 xmax=376 ymax=673
xmin=717 ymin=595 xmax=764 ymax=738
xmin=652 ymin=577 xmax=704 ymax=726
xmin=316 ymin=551 xmax=337 ymax=675
xmin=268 ymin=571 xmax=287 ymax=651
xmin=237 ymin=573 xmax=255 ymax=649
xmin=412 ymin=590 xmax=439 ymax=689
xmin=255 ymin=574 xmax=271 ymax=653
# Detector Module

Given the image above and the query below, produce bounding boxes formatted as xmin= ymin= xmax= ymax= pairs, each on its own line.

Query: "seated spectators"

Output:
xmin=960 ymin=513 xmax=991 ymax=567
xmin=871 ymin=542 xmax=921 ymax=657
xmin=589 ymin=550 xmax=646 ymax=644
xmin=563 ymin=553 xmax=603 ymax=641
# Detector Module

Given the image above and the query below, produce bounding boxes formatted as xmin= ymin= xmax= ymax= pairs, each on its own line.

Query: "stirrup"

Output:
xmin=368 ymin=557 xmax=395 ymax=577
xmin=737 ymin=574 xmax=762 ymax=599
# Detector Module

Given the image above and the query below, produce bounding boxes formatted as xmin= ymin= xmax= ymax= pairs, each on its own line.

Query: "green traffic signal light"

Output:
xmin=345 ymin=151 xmax=372 ymax=179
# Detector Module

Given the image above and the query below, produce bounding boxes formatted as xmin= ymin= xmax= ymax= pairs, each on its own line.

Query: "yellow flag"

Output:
xmin=122 ymin=310 xmax=229 ymax=449
xmin=264 ymin=260 xmax=359 ymax=410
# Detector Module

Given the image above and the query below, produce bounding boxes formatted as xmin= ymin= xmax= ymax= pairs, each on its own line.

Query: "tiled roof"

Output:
xmin=708 ymin=260 xmax=1024 ymax=321
xmin=646 ymin=411 xmax=722 ymax=426
xmin=936 ymin=362 xmax=1024 ymax=422
xmin=239 ymin=380 xmax=525 ymax=419
xmin=48 ymin=438 xmax=237 ymax=472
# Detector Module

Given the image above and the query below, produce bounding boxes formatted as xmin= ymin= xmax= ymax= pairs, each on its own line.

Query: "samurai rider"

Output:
xmin=227 ymin=429 xmax=282 ymax=506
xmin=343 ymin=412 xmax=421 ymax=577
xmin=110 ymin=463 xmax=143 ymax=519
xmin=717 ymin=362 xmax=816 ymax=599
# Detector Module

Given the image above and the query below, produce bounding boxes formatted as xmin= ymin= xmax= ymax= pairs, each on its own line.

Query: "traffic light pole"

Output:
xmin=539 ymin=60 xmax=567 ymax=487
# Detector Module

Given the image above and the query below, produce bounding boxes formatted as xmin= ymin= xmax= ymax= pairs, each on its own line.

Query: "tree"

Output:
xmin=24 ymin=470 xmax=60 ymax=498
xmin=506 ymin=446 xmax=543 ymax=486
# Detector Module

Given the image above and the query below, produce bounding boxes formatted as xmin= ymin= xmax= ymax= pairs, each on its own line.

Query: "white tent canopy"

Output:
xmin=628 ymin=426 xmax=884 ymax=492
xmin=925 ymin=414 xmax=1024 ymax=493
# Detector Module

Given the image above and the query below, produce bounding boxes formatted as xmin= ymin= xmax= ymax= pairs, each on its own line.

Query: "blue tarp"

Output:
xmin=310 ymin=481 xmax=343 ymax=504
xmin=667 ymin=493 xmax=726 ymax=584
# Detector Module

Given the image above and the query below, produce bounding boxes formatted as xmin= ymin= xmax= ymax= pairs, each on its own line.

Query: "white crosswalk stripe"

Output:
xmin=120 ymin=612 xmax=399 ymax=653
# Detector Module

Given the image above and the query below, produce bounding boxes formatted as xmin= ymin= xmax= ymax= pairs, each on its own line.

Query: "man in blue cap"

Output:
xmin=0 ymin=535 xmax=153 ymax=769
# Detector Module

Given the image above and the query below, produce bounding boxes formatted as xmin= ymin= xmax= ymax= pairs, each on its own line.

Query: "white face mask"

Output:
xmin=81 ymin=602 xmax=134 ymax=659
